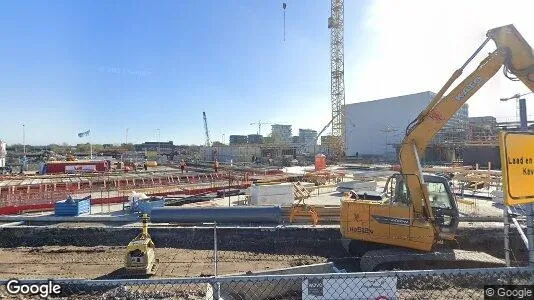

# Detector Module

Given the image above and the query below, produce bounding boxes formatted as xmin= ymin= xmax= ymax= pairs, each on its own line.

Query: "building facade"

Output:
xmin=467 ymin=116 xmax=498 ymax=144
xmin=229 ymin=135 xmax=248 ymax=145
xmin=299 ymin=129 xmax=317 ymax=145
xmin=247 ymin=134 xmax=263 ymax=144
xmin=135 ymin=141 xmax=174 ymax=153
xmin=432 ymin=105 xmax=469 ymax=145
xmin=205 ymin=145 xmax=261 ymax=163
xmin=271 ymin=124 xmax=292 ymax=144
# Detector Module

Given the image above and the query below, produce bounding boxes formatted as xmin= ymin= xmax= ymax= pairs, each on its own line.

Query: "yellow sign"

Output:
xmin=499 ymin=131 xmax=534 ymax=205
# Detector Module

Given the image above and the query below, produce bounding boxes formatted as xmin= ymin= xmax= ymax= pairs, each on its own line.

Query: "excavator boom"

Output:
xmin=400 ymin=24 xmax=534 ymax=224
xmin=341 ymin=25 xmax=534 ymax=270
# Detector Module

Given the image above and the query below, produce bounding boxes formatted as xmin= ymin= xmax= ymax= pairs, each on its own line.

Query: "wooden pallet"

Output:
xmin=289 ymin=182 xmax=318 ymax=225
xmin=293 ymin=182 xmax=311 ymax=200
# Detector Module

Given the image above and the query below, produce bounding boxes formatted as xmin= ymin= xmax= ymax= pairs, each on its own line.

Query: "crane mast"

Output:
xmin=328 ymin=0 xmax=345 ymax=157
xmin=203 ymin=112 xmax=211 ymax=147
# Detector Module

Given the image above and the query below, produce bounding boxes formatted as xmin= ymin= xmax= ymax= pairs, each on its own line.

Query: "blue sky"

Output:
xmin=0 ymin=0 xmax=370 ymax=145
xmin=1 ymin=0 xmax=532 ymax=146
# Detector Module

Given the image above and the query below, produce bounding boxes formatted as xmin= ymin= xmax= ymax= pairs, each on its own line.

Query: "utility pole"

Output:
xmin=519 ymin=98 xmax=534 ymax=267
xmin=126 ymin=128 xmax=129 ymax=145
xmin=22 ymin=124 xmax=26 ymax=155
xmin=380 ymin=125 xmax=398 ymax=160
xmin=157 ymin=128 xmax=161 ymax=153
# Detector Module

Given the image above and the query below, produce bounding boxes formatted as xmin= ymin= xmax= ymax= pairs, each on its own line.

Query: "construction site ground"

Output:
xmin=0 ymin=220 xmax=528 ymax=279
xmin=5 ymin=190 xmax=505 ymax=223
xmin=0 ymin=246 xmax=327 ymax=279
xmin=0 ymin=164 xmax=524 ymax=281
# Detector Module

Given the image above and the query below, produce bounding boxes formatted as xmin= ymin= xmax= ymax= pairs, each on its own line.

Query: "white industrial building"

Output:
xmin=0 ymin=140 xmax=6 ymax=168
xmin=344 ymin=91 xmax=468 ymax=157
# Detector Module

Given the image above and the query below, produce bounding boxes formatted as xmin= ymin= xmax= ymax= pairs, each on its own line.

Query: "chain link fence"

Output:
xmin=0 ymin=267 xmax=532 ymax=299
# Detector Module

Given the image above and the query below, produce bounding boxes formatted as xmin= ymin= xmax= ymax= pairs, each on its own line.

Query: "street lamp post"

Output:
xmin=22 ymin=124 xmax=26 ymax=155
xmin=501 ymin=92 xmax=534 ymax=267
xmin=157 ymin=129 xmax=161 ymax=153
xmin=380 ymin=125 xmax=398 ymax=161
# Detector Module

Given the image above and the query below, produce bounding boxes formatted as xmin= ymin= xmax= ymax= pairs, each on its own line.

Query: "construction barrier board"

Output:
xmin=499 ymin=131 xmax=534 ymax=205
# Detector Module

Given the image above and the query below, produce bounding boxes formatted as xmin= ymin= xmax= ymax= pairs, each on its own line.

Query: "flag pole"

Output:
xmin=90 ymin=141 xmax=93 ymax=159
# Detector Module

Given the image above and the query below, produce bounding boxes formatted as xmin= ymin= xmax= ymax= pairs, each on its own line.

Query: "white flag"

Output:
xmin=78 ymin=130 xmax=90 ymax=138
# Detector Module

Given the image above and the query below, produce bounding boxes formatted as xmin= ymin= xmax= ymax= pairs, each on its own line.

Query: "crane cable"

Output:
xmin=282 ymin=2 xmax=287 ymax=42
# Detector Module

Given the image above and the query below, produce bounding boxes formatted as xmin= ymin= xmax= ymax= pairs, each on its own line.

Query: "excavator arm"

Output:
xmin=400 ymin=24 xmax=534 ymax=225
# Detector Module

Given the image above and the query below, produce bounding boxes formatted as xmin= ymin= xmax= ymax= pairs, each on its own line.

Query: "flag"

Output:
xmin=78 ymin=130 xmax=90 ymax=138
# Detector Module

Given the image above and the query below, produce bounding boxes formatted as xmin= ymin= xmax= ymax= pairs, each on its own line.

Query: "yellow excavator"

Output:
xmin=340 ymin=24 xmax=534 ymax=270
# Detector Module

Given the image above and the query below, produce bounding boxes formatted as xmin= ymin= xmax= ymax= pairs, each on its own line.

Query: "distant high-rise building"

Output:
xmin=229 ymin=135 xmax=248 ymax=145
xmin=292 ymin=136 xmax=300 ymax=143
xmin=247 ymin=134 xmax=263 ymax=144
xmin=135 ymin=141 xmax=174 ymax=152
xmin=271 ymin=124 xmax=292 ymax=143
xmin=299 ymin=129 xmax=317 ymax=145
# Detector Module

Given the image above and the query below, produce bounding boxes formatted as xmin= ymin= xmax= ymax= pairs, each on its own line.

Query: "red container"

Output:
xmin=314 ymin=154 xmax=326 ymax=171
xmin=44 ymin=160 xmax=109 ymax=174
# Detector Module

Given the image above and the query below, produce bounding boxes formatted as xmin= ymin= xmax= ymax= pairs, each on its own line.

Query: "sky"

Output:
xmin=1 ymin=0 xmax=534 ymax=146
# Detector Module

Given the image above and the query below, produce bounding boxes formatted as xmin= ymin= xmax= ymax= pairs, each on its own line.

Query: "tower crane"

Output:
xmin=279 ymin=0 xmax=345 ymax=157
xmin=203 ymin=112 xmax=211 ymax=147
xmin=250 ymin=121 xmax=271 ymax=135
xmin=328 ymin=0 xmax=346 ymax=158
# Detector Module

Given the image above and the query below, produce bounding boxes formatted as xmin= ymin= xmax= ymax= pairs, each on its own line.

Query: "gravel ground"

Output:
xmin=0 ymin=246 xmax=327 ymax=280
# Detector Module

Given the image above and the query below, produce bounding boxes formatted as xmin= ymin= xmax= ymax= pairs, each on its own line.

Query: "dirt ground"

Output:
xmin=0 ymin=246 xmax=327 ymax=279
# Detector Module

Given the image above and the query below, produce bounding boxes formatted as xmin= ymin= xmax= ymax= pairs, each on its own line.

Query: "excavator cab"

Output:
xmin=341 ymin=173 xmax=459 ymax=254
xmin=384 ymin=174 xmax=459 ymax=239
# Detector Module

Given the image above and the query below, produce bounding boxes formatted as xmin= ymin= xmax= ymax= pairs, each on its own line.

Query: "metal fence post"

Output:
xmin=213 ymin=222 xmax=220 ymax=300
xmin=519 ymin=98 xmax=534 ymax=267
xmin=503 ymin=207 xmax=511 ymax=267
xmin=214 ymin=221 xmax=218 ymax=277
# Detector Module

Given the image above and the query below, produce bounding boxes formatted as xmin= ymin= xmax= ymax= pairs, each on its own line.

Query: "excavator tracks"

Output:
xmin=360 ymin=248 xmax=505 ymax=272
xmin=341 ymin=239 xmax=505 ymax=272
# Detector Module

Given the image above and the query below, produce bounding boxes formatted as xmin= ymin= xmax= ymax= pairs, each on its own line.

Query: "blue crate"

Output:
xmin=133 ymin=197 xmax=165 ymax=214
xmin=54 ymin=195 xmax=91 ymax=216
